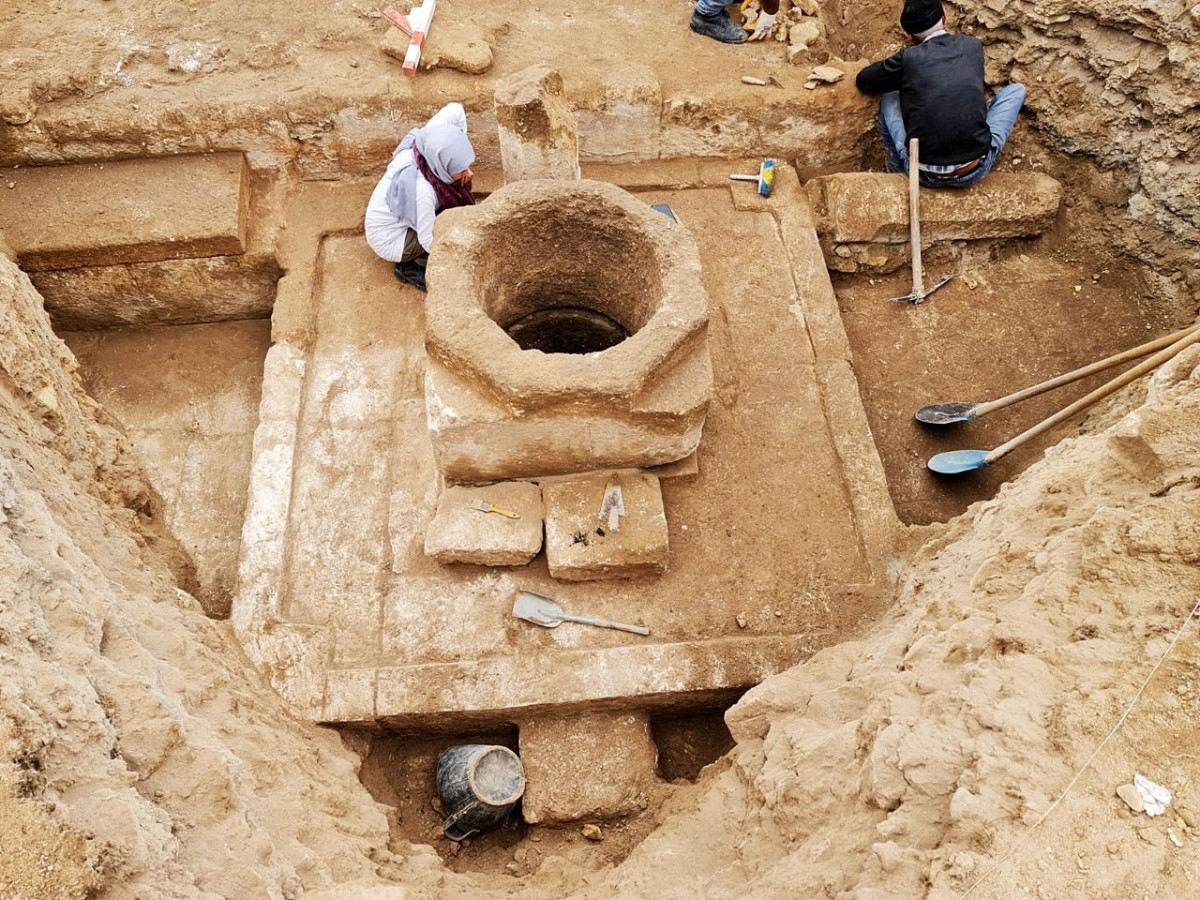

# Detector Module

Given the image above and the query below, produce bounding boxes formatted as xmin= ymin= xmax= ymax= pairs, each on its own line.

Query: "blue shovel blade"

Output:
xmin=927 ymin=449 xmax=991 ymax=475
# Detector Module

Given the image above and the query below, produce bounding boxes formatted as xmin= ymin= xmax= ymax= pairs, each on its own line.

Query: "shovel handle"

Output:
xmin=986 ymin=325 xmax=1200 ymax=464
xmin=974 ymin=323 xmax=1200 ymax=418
xmin=557 ymin=614 xmax=650 ymax=636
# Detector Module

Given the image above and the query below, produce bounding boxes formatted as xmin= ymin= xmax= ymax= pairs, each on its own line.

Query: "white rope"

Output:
xmin=958 ymin=595 xmax=1200 ymax=899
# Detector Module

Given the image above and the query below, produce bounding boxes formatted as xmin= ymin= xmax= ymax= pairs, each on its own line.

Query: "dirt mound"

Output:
xmin=0 ymin=254 xmax=394 ymax=896
xmin=592 ymin=345 xmax=1200 ymax=899
xmin=967 ymin=0 xmax=1200 ymax=301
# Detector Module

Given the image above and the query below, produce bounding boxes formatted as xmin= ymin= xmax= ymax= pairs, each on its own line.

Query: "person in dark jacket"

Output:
xmin=855 ymin=0 xmax=1025 ymax=188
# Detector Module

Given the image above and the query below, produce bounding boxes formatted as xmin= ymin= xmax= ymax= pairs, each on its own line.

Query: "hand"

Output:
xmin=747 ymin=11 xmax=776 ymax=41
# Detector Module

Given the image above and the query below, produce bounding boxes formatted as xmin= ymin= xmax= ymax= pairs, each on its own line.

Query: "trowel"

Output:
xmin=512 ymin=591 xmax=650 ymax=636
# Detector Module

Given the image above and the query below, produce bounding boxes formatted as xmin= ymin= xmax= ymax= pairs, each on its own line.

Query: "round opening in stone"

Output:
xmin=475 ymin=193 xmax=662 ymax=355
xmin=504 ymin=307 xmax=629 ymax=354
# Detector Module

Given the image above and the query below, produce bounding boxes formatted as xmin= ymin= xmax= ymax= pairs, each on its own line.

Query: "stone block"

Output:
xmin=518 ymin=711 xmax=658 ymax=823
xmin=806 ymin=172 xmax=1063 ymax=244
xmin=381 ymin=22 xmax=494 ymax=75
xmin=574 ymin=65 xmax=663 ymax=162
xmin=31 ymin=253 xmax=279 ymax=330
xmin=494 ymin=64 xmax=580 ymax=182
xmin=424 ymin=483 xmax=544 ymax=566
xmin=543 ymin=473 xmax=668 ymax=581
xmin=0 ymin=152 xmax=249 ymax=271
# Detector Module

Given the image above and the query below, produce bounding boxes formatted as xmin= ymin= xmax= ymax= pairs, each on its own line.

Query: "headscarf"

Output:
xmin=384 ymin=123 xmax=476 ymax=223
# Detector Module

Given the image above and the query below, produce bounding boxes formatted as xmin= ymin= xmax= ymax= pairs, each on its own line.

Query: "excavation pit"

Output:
xmin=224 ymin=164 xmax=894 ymax=741
xmin=1 ymin=1 xmax=1196 ymax=891
xmin=425 ymin=179 xmax=714 ymax=484
xmin=53 ymin=158 xmax=1176 ymax=754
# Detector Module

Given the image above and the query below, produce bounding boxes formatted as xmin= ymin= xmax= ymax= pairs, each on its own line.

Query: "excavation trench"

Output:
xmin=29 ymin=116 xmax=1184 ymax=880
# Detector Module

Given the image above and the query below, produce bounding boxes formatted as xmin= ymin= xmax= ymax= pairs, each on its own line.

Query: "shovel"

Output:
xmin=888 ymin=138 xmax=953 ymax=305
xmin=928 ymin=325 xmax=1200 ymax=474
xmin=512 ymin=591 xmax=650 ymax=636
xmin=917 ymin=323 xmax=1200 ymax=425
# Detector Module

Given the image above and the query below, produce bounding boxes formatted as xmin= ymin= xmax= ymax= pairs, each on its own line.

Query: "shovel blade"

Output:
xmin=512 ymin=591 xmax=563 ymax=628
xmin=915 ymin=402 xmax=978 ymax=425
xmin=927 ymin=449 xmax=991 ymax=475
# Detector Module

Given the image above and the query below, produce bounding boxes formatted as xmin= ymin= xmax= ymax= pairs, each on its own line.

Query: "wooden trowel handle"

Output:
xmin=558 ymin=614 xmax=650 ymax=636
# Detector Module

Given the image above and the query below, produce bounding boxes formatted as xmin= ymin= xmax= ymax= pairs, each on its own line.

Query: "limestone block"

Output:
xmin=519 ymin=711 xmax=658 ymax=823
xmin=32 ymin=253 xmax=280 ymax=330
xmin=424 ymin=483 xmax=544 ymax=566
xmin=494 ymin=64 xmax=581 ymax=182
xmin=574 ymin=65 xmax=663 ymax=161
xmin=0 ymin=153 xmax=250 ymax=270
xmin=543 ymin=473 xmax=668 ymax=581
xmin=789 ymin=19 xmax=822 ymax=49
xmin=380 ymin=21 xmax=494 ymax=75
xmin=806 ymin=172 xmax=1063 ymax=244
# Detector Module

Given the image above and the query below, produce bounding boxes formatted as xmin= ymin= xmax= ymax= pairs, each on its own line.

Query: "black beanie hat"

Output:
xmin=900 ymin=0 xmax=943 ymax=34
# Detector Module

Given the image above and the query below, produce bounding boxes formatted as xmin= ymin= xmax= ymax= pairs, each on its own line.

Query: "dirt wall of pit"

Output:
xmin=961 ymin=0 xmax=1200 ymax=301
xmin=0 ymin=252 xmax=401 ymax=897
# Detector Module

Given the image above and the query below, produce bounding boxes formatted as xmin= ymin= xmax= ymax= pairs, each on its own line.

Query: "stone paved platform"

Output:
xmin=232 ymin=163 xmax=898 ymax=727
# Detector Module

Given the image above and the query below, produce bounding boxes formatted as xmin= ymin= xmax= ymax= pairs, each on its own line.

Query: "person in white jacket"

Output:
xmin=364 ymin=102 xmax=476 ymax=292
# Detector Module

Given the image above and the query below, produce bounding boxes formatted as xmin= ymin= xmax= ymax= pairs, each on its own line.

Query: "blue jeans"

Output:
xmin=878 ymin=83 xmax=1026 ymax=188
xmin=695 ymin=0 xmax=731 ymax=15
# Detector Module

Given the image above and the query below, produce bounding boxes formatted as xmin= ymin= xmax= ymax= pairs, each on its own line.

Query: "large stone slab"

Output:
xmin=424 ymin=483 xmax=544 ymax=566
xmin=543 ymin=473 xmax=669 ymax=581
xmin=0 ymin=152 xmax=250 ymax=271
xmin=31 ymin=254 xmax=279 ymax=330
xmin=229 ymin=170 xmax=893 ymax=729
xmin=806 ymin=172 xmax=1063 ymax=244
xmin=63 ymin=320 xmax=271 ymax=617
xmin=519 ymin=711 xmax=659 ymax=823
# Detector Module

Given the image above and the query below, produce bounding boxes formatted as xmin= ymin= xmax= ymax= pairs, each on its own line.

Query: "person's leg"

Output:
xmin=399 ymin=229 xmax=429 ymax=266
xmin=959 ymin=83 xmax=1026 ymax=183
xmin=986 ymin=83 xmax=1026 ymax=152
xmin=394 ymin=228 xmax=429 ymax=291
xmin=691 ymin=1 xmax=747 ymax=43
xmin=878 ymin=92 xmax=909 ymax=174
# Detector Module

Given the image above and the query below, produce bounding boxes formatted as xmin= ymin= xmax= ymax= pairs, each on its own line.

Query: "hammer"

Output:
xmin=729 ymin=159 xmax=776 ymax=198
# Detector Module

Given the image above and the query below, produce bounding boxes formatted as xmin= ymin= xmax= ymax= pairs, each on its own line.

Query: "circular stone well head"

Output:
xmin=423 ymin=178 xmax=712 ymax=483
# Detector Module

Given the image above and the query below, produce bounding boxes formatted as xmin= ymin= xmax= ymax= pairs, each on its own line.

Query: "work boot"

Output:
xmin=393 ymin=261 xmax=427 ymax=292
xmin=689 ymin=9 xmax=747 ymax=43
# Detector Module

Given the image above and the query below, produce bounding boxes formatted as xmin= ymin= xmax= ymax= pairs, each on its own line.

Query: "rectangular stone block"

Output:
xmin=31 ymin=253 xmax=279 ymax=330
xmin=543 ymin=473 xmax=668 ymax=581
xmin=424 ymin=482 xmax=544 ymax=566
xmin=806 ymin=172 xmax=1063 ymax=244
xmin=0 ymin=152 xmax=250 ymax=270
xmin=519 ymin=711 xmax=658 ymax=824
